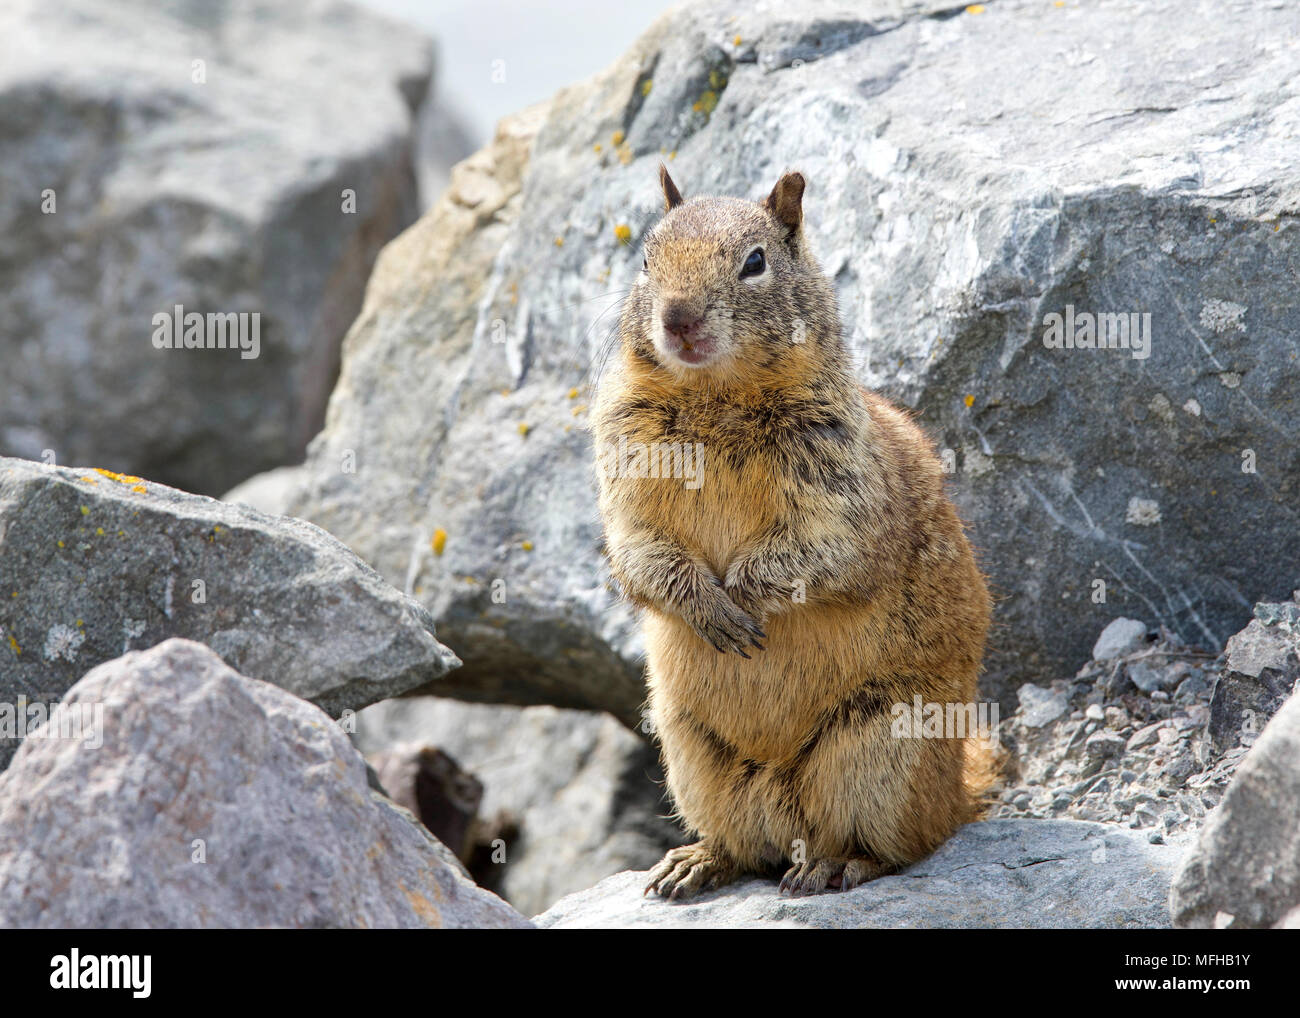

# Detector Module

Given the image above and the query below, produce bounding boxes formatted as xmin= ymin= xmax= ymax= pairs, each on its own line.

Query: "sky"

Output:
xmin=356 ymin=0 xmax=672 ymax=149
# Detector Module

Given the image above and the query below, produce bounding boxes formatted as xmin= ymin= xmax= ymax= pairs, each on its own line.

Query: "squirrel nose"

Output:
xmin=662 ymin=305 xmax=703 ymax=339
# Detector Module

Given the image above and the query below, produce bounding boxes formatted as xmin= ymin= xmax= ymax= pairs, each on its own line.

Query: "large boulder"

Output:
xmin=1170 ymin=686 xmax=1300 ymax=929
xmin=0 ymin=0 xmax=434 ymax=495
xmin=237 ymin=0 xmax=1300 ymax=716
xmin=355 ymin=696 xmax=686 ymax=916
xmin=535 ymin=819 xmax=1183 ymax=928
xmin=0 ymin=457 xmax=459 ymax=770
xmin=0 ymin=640 xmax=529 ymax=928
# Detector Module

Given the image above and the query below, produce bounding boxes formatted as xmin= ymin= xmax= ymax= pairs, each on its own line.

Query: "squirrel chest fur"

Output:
xmin=591 ymin=167 xmax=993 ymax=899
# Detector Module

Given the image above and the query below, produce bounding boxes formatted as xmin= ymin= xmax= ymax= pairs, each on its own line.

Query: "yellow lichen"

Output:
xmin=966 ymin=3 xmax=985 ymax=12
xmin=693 ymin=91 xmax=720 ymax=116
xmin=593 ymin=142 xmax=603 ymax=153
xmin=567 ymin=387 xmax=580 ymax=400
xmin=518 ymin=422 xmax=531 ymax=437
xmin=612 ymin=129 xmax=625 ymax=146
xmin=733 ymin=34 xmax=742 ymax=46
xmin=572 ymin=404 xmax=587 ymax=416
xmin=80 ymin=506 xmax=89 ymax=515
xmin=554 ymin=236 xmax=564 ymax=247
xmin=964 ymin=394 xmax=976 ymax=408
xmin=93 ymin=468 xmax=144 ymax=485
xmin=520 ymin=540 xmax=534 ymax=552
xmin=641 ymin=78 xmax=653 ymax=97
xmin=432 ymin=527 xmax=447 ymax=556
xmin=7 ymin=634 xmax=19 ymax=656
xmin=95 ymin=527 xmax=104 ymax=536
xmin=614 ymin=223 xmax=632 ymax=244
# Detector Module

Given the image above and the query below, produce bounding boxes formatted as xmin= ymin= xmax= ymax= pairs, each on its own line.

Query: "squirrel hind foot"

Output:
xmin=779 ymin=854 xmax=895 ymax=896
xmin=644 ymin=841 xmax=739 ymax=902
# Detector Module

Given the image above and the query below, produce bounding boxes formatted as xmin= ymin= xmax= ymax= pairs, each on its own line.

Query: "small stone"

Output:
xmin=1085 ymin=704 xmax=1105 ymax=721
xmin=1085 ymin=731 xmax=1125 ymax=759
xmin=1121 ymin=769 xmax=1138 ymax=783
xmin=1148 ymin=831 xmax=1165 ymax=845
xmin=1129 ymin=658 xmax=1178 ymax=693
xmin=1016 ymin=682 xmax=1068 ymax=728
xmin=1092 ymin=618 xmax=1148 ymax=660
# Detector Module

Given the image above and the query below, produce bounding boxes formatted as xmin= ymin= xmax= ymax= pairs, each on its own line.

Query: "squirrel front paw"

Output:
xmin=683 ymin=582 xmax=766 ymax=656
xmin=722 ymin=556 xmax=791 ymax=621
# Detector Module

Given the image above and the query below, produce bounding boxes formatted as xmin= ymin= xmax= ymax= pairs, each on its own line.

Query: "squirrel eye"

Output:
xmin=643 ymin=257 xmax=648 ymax=271
xmin=740 ymin=248 xmax=765 ymax=278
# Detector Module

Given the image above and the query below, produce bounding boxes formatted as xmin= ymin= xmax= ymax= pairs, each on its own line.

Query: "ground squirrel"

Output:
xmin=591 ymin=167 xmax=994 ymax=899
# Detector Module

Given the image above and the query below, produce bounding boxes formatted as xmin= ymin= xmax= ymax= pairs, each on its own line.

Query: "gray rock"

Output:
xmin=1128 ymin=657 xmax=1179 ymax=693
xmin=0 ymin=0 xmax=432 ymax=495
xmin=0 ymin=640 xmax=529 ymax=928
xmin=354 ymin=695 xmax=686 ymax=916
xmin=1092 ymin=619 xmax=1149 ymax=662
xmin=535 ymin=819 xmax=1183 ymax=928
xmin=1127 ymin=722 xmax=1165 ymax=752
xmin=1085 ymin=731 xmax=1125 ymax=760
xmin=0 ymin=457 xmax=459 ymax=770
xmin=1171 ymin=689 xmax=1300 ymax=928
xmin=1224 ymin=618 xmax=1296 ymax=678
xmin=1016 ymin=682 xmax=1069 ymax=728
xmin=1207 ymin=608 xmax=1298 ymax=752
xmin=232 ymin=0 xmax=1300 ymax=716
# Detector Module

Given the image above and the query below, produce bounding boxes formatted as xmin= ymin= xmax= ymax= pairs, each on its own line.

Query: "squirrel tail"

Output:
xmin=963 ymin=733 xmax=1007 ymax=821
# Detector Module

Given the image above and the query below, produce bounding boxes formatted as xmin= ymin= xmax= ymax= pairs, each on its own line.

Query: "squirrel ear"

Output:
xmin=764 ymin=172 xmax=805 ymax=236
xmin=659 ymin=164 xmax=684 ymax=212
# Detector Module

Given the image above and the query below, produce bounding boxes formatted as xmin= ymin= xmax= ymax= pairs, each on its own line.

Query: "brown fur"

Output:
xmin=591 ymin=168 xmax=994 ymax=899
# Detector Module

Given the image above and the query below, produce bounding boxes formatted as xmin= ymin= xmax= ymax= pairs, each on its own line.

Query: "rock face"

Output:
xmin=0 ymin=0 xmax=432 ymax=495
xmin=535 ymin=819 xmax=1183 ymax=928
xmin=1171 ymin=685 xmax=1300 ymax=929
xmin=355 ymin=696 xmax=686 ymax=916
xmin=0 ymin=457 xmax=459 ymax=770
xmin=0 ymin=640 xmax=529 ymax=928
xmin=233 ymin=0 xmax=1300 ymax=717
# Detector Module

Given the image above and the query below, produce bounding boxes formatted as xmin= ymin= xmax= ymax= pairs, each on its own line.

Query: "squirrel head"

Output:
xmin=624 ymin=165 xmax=839 ymax=387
